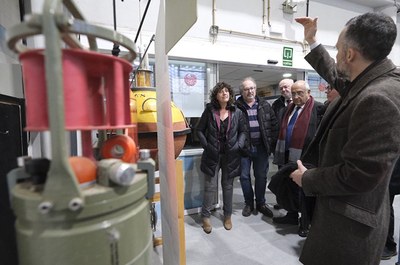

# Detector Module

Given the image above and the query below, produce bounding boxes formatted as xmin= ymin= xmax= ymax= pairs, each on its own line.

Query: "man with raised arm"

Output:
xmin=291 ymin=13 xmax=400 ymax=265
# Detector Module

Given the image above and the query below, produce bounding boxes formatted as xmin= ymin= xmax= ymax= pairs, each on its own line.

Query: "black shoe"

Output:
xmin=381 ymin=247 xmax=397 ymax=260
xmin=273 ymin=214 xmax=299 ymax=225
xmin=273 ymin=204 xmax=282 ymax=210
xmin=256 ymin=204 xmax=273 ymax=218
xmin=298 ymin=226 xmax=309 ymax=237
xmin=242 ymin=205 xmax=254 ymax=217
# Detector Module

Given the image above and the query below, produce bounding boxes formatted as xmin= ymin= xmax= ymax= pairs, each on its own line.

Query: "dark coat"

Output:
xmin=299 ymin=44 xmax=400 ymax=265
xmin=271 ymin=95 xmax=288 ymax=125
xmin=196 ymin=103 xmax=247 ymax=178
xmin=268 ymin=162 xmax=315 ymax=212
xmin=389 ymin=158 xmax=400 ymax=196
xmin=273 ymin=100 xmax=325 ymax=166
xmin=235 ymin=96 xmax=279 ymax=155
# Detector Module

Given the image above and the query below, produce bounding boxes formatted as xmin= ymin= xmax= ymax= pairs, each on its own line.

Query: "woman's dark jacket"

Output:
xmin=196 ymin=103 xmax=248 ymax=178
xmin=235 ymin=96 xmax=279 ymax=155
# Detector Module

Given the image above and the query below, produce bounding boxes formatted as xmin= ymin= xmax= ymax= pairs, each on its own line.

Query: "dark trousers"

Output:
xmin=283 ymin=152 xmax=313 ymax=229
xmin=385 ymin=193 xmax=397 ymax=251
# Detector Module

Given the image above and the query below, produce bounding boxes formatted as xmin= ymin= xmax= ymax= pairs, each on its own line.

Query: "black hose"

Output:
xmin=112 ymin=0 xmax=120 ymax=56
xmin=306 ymin=0 xmax=309 ymax=16
xmin=134 ymin=0 xmax=152 ymax=43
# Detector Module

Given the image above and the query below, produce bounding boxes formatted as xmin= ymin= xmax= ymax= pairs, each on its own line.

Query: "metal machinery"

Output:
xmin=6 ymin=0 xmax=155 ymax=264
xmin=130 ymin=67 xmax=191 ymax=166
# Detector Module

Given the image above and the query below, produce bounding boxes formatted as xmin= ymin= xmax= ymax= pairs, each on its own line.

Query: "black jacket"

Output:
xmin=196 ymin=103 xmax=248 ymax=178
xmin=272 ymin=96 xmax=288 ymax=125
xmin=236 ymin=96 xmax=279 ymax=155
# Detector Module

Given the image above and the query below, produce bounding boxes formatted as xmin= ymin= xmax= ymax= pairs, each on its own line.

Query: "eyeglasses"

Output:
xmin=326 ymin=86 xmax=332 ymax=93
xmin=243 ymin=87 xmax=256 ymax=92
xmin=291 ymin=90 xmax=306 ymax=97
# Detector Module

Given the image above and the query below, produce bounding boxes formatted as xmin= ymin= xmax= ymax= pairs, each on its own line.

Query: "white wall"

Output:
xmin=67 ymin=0 xmax=400 ymax=70
xmin=0 ymin=1 xmax=23 ymax=98
xmin=4 ymin=0 xmax=400 ymax=95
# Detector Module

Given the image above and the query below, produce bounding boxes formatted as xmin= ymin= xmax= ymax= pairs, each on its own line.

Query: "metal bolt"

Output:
xmin=113 ymin=163 xmax=135 ymax=186
xmin=38 ymin=201 xmax=53 ymax=214
xmin=68 ymin=198 xmax=83 ymax=211
xmin=139 ymin=149 xmax=151 ymax=160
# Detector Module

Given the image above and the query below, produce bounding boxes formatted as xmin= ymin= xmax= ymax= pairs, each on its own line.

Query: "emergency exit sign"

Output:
xmin=283 ymin=47 xmax=293 ymax=66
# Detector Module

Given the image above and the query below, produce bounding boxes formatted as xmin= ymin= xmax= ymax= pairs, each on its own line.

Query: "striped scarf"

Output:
xmin=274 ymin=96 xmax=314 ymax=166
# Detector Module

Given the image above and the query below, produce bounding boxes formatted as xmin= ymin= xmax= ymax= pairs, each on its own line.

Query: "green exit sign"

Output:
xmin=283 ymin=47 xmax=293 ymax=66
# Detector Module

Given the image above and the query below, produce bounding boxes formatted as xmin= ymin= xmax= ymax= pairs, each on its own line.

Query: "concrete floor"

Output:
xmin=153 ymin=162 xmax=400 ymax=265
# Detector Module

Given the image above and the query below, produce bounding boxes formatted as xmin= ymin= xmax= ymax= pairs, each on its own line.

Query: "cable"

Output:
xmin=134 ymin=0 xmax=152 ymax=43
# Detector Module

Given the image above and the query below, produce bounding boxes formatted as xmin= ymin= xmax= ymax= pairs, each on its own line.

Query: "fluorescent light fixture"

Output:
xmin=282 ymin=73 xmax=292 ymax=78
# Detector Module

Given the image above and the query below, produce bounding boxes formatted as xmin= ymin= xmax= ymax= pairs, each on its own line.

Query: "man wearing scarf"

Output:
xmin=272 ymin=80 xmax=324 ymax=236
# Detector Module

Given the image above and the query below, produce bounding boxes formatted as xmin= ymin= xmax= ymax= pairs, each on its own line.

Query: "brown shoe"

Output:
xmin=223 ymin=216 xmax=232 ymax=230
xmin=202 ymin=218 xmax=212 ymax=234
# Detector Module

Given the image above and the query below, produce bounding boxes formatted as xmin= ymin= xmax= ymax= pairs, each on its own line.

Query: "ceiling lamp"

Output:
xmin=282 ymin=73 xmax=292 ymax=78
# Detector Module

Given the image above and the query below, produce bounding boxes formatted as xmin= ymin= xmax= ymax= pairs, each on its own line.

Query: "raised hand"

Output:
xmin=295 ymin=17 xmax=318 ymax=45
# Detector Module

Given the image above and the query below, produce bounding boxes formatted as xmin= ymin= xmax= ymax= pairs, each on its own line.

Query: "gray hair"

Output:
xmin=239 ymin=76 xmax=257 ymax=92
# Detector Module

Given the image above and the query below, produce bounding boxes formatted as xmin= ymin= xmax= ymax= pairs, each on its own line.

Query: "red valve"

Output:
xmin=101 ymin=135 xmax=137 ymax=163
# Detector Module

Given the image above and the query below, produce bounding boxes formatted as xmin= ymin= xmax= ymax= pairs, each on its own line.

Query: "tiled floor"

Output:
xmin=154 ymin=162 xmax=400 ymax=265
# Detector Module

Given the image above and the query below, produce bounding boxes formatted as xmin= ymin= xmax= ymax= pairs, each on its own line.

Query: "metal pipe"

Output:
xmin=212 ymin=0 xmax=216 ymax=26
xmin=130 ymin=34 xmax=155 ymax=86
xmin=63 ymin=0 xmax=97 ymax=50
xmin=218 ymin=28 xmax=306 ymax=52
xmin=268 ymin=0 xmax=271 ymax=27
xmin=42 ymin=0 xmax=83 ymax=209
xmin=212 ymin=0 xmax=304 ymax=52
xmin=262 ymin=0 xmax=266 ymax=28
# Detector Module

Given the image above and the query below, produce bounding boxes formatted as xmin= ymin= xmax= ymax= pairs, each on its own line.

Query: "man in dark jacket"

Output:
xmin=272 ymin=80 xmax=324 ymax=237
xmin=272 ymin=78 xmax=293 ymax=125
xmin=236 ymin=77 xmax=278 ymax=218
xmin=292 ymin=13 xmax=400 ymax=265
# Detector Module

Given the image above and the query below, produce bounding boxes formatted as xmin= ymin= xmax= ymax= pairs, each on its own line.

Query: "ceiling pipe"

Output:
xmin=268 ymin=0 xmax=271 ymax=27
xmin=217 ymin=28 xmax=306 ymax=53
xmin=210 ymin=0 xmax=218 ymax=43
xmin=210 ymin=0 xmax=306 ymax=53
xmin=262 ymin=0 xmax=272 ymax=33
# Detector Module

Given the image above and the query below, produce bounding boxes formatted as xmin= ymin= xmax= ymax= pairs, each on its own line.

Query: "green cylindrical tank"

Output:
xmin=10 ymin=165 xmax=153 ymax=265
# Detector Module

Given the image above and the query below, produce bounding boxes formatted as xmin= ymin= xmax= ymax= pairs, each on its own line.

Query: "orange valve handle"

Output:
xmin=101 ymin=135 xmax=137 ymax=163
xmin=68 ymin=156 xmax=97 ymax=188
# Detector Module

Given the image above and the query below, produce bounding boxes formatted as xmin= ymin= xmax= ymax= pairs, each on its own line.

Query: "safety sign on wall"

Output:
xmin=283 ymin=47 xmax=293 ymax=66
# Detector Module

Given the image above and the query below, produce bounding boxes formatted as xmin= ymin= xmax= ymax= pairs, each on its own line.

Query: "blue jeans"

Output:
xmin=240 ymin=144 xmax=269 ymax=208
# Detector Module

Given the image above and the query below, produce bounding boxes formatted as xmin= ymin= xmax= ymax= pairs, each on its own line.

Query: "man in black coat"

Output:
xmin=272 ymin=80 xmax=324 ymax=237
xmin=272 ymin=78 xmax=293 ymax=125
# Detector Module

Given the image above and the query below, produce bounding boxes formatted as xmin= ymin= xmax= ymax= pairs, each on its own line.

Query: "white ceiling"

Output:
xmin=219 ymin=0 xmax=398 ymax=92
xmin=338 ymin=0 xmax=395 ymax=9
xmin=219 ymin=63 xmax=301 ymax=92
